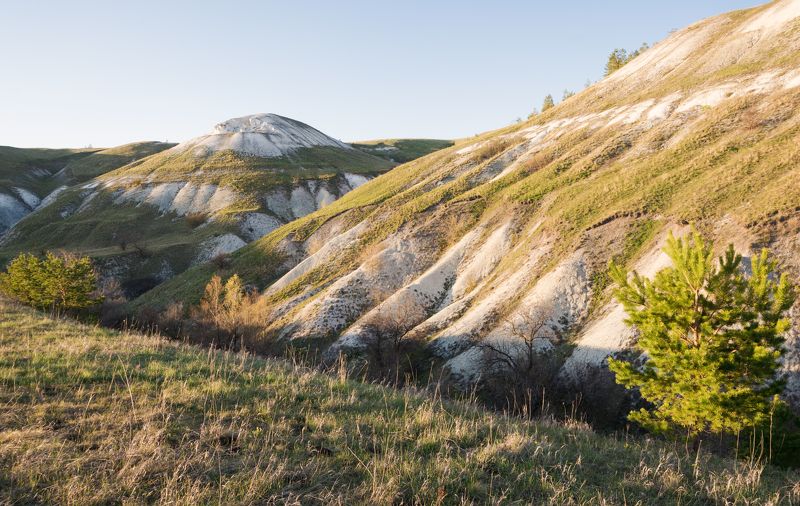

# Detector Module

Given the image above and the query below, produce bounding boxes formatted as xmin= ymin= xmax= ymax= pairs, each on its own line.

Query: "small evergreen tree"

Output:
xmin=604 ymin=43 xmax=650 ymax=77
xmin=0 ymin=251 xmax=100 ymax=313
xmin=541 ymin=94 xmax=555 ymax=112
xmin=608 ymin=231 xmax=795 ymax=437
xmin=604 ymin=49 xmax=629 ymax=76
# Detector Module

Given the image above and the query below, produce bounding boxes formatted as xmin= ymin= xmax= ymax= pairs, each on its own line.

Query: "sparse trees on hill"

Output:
xmin=0 ymin=251 xmax=101 ymax=314
xmin=609 ymin=231 xmax=795 ymax=438
xmin=604 ymin=43 xmax=650 ymax=76
xmin=541 ymin=94 xmax=555 ymax=112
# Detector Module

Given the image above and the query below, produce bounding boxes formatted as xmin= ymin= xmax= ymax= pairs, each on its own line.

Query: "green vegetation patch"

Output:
xmin=352 ymin=138 xmax=454 ymax=163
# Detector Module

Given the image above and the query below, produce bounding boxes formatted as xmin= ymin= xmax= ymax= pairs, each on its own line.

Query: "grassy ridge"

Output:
xmin=352 ymin=138 xmax=454 ymax=164
xmin=0 ymin=298 xmax=798 ymax=504
xmin=0 ymin=145 xmax=98 ymax=195
xmin=64 ymin=141 xmax=175 ymax=181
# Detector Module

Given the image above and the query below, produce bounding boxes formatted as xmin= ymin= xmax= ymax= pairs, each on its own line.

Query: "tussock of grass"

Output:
xmin=0 ymin=299 xmax=798 ymax=504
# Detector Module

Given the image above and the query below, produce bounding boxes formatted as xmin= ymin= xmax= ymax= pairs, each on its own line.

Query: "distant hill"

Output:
xmin=0 ymin=114 xmax=397 ymax=297
xmin=0 ymin=142 xmax=172 ymax=234
xmin=352 ymin=138 xmax=453 ymax=163
xmin=64 ymin=141 xmax=175 ymax=181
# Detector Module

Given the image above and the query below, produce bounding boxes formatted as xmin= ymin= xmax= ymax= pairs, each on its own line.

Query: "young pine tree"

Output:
xmin=608 ymin=231 xmax=795 ymax=437
xmin=604 ymin=49 xmax=629 ymax=76
xmin=541 ymin=94 xmax=555 ymax=112
xmin=0 ymin=251 xmax=100 ymax=313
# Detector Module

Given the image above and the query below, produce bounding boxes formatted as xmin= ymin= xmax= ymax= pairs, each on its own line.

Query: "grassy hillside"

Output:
xmin=64 ymin=141 xmax=175 ymax=181
xmin=1 ymin=298 xmax=797 ymax=504
xmin=0 ymin=145 xmax=98 ymax=195
xmin=352 ymin=138 xmax=454 ymax=164
xmin=0 ymin=131 xmax=397 ymax=290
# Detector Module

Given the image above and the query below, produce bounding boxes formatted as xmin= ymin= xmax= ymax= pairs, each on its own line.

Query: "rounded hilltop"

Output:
xmin=173 ymin=113 xmax=352 ymax=158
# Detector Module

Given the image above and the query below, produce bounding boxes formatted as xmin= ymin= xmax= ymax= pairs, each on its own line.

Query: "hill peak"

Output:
xmin=175 ymin=113 xmax=351 ymax=158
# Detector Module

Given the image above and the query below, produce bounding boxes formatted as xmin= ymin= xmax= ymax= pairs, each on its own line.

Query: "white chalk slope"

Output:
xmin=171 ymin=113 xmax=352 ymax=158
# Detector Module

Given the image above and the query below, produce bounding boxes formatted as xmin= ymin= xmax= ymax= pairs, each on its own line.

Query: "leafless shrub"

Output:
xmin=185 ymin=212 xmax=207 ymax=228
xmin=479 ymin=308 xmax=565 ymax=417
xmin=361 ymin=297 xmax=428 ymax=385
xmin=211 ymin=253 xmax=231 ymax=270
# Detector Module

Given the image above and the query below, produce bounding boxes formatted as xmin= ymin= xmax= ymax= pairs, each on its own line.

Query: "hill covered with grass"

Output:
xmin=352 ymin=138 xmax=454 ymax=164
xmin=63 ymin=141 xmax=175 ymax=182
xmin=133 ymin=0 xmax=800 ymax=414
xmin=0 ymin=298 xmax=797 ymax=504
xmin=0 ymin=143 xmax=174 ymax=235
xmin=0 ymin=115 xmax=399 ymax=297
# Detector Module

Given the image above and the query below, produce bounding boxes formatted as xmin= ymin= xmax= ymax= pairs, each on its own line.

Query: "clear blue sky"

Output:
xmin=1 ymin=0 xmax=760 ymax=148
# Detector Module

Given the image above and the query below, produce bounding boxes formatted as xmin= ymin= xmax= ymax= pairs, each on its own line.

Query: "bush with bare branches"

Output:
xmin=361 ymin=298 xmax=428 ymax=385
xmin=479 ymin=309 xmax=567 ymax=417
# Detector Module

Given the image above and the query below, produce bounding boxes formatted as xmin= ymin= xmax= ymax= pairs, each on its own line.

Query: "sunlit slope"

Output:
xmin=137 ymin=0 xmax=800 ymax=407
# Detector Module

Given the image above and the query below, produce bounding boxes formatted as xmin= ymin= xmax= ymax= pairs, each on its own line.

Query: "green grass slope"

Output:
xmin=0 ymin=145 xmax=98 ymax=195
xmin=1 ymin=298 xmax=797 ymax=504
xmin=352 ymin=138 xmax=454 ymax=164
xmin=63 ymin=141 xmax=175 ymax=181
xmin=0 ymin=123 xmax=402 ymax=296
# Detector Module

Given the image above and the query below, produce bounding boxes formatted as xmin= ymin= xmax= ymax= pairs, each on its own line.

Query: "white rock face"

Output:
xmin=13 ymin=188 xmax=40 ymax=209
xmin=194 ymin=233 xmax=247 ymax=264
xmin=738 ymin=0 xmax=800 ymax=34
xmin=0 ymin=193 xmax=31 ymax=233
xmin=239 ymin=213 xmax=282 ymax=241
xmin=171 ymin=113 xmax=352 ymax=158
xmin=265 ymin=173 xmax=372 ymax=222
xmin=114 ymin=182 xmax=237 ymax=216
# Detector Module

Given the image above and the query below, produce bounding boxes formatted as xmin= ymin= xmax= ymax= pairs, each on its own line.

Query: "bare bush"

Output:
xmin=185 ymin=212 xmax=207 ymax=228
xmin=98 ymin=277 xmax=128 ymax=327
xmin=211 ymin=253 xmax=231 ymax=270
xmin=479 ymin=309 xmax=565 ymax=417
xmin=361 ymin=297 xmax=428 ymax=385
